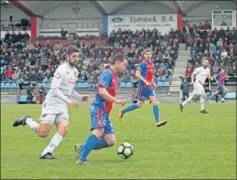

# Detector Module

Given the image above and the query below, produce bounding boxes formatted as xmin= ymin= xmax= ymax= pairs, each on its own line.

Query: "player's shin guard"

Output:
xmin=41 ymin=133 xmax=63 ymax=156
xmin=221 ymin=92 xmax=227 ymax=98
xmin=92 ymin=138 xmax=108 ymax=150
xmin=26 ymin=117 xmax=39 ymax=131
xmin=182 ymin=96 xmax=193 ymax=106
xmin=121 ymin=104 xmax=138 ymax=115
xmin=200 ymin=97 xmax=205 ymax=111
xmin=80 ymin=134 xmax=98 ymax=161
xmin=153 ymin=105 xmax=159 ymax=123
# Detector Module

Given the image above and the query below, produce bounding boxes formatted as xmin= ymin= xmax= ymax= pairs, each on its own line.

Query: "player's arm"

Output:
xmin=213 ymin=74 xmax=218 ymax=83
xmin=135 ymin=63 xmax=150 ymax=86
xmin=51 ymin=70 xmax=69 ymax=103
xmin=97 ymin=73 xmax=126 ymax=105
xmin=191 ymin=72 xmax=195 ymax=84
xmin=207 ymin=69 xmax=214 ymax=81
xmin=71 ymin=89 xmax=90 ymax=103
xmin=191 ymin=67 xmax=200 ymax=84
xmin=152 ymin=79 xmax=157 ymax=89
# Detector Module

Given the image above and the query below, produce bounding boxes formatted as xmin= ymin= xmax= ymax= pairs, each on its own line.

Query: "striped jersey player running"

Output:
xmin=75 ymin=53 xmax=128 ymax=164
xmin=180 ymin=58 xmax=214 ymax=114
xmin=13 ymin=46 xmax=90 ymax=159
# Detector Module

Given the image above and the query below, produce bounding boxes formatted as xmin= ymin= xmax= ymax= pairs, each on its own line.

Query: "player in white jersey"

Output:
xmin=180 ymin=58 xmax=214 ymax=114
xmin=13 ymin=45 xmax=90 ymax=159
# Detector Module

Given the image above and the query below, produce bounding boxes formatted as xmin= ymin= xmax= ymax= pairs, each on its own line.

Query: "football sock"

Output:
xmin=221 ymin=92 xmax=227 ymax=98
xmin=41 ymin=133 xmax=63 ymax=156
xmin=80 ymin=134 xmax=98 ymax=161
xmin=200 ymin=97 xmax=205 ymax=111
xmin=92 ymin=138 xmax=108 ymax=150
xmin=210 ymin=93 xmax=217 ymax=100
xmin=153 ymin=105 xmax=159 ymax=123
xmin=122 ymin=104 xmax=138 ymax=115
xmin=182 ymin=96 xmax=193 ymax=106
xmin=26 ymin=117 xmax=39 ymax=131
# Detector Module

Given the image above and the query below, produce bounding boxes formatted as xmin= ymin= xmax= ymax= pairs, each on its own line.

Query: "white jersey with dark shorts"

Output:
xmin=192 ymin=67 xmax=210 ymax=95
xmin=41 ymin=62 xmax=80 ymax=125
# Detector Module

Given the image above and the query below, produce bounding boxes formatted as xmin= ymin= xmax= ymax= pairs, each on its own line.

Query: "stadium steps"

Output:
xmin=169 ymin=44 xmax=190 ymax=92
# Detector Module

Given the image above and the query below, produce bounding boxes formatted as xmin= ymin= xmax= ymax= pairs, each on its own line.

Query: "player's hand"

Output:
xmin=115 ymin=99 xmax=126 ymax=106
xmin=152 ymin=84 xmax=158 ymax=90
xmin=82 ymin=95 xmax=90 ymax=103
xmin=67 ymin=99 xmax=79 ymax=108
xmin=145 ymin=81 xmax=151 ymax=87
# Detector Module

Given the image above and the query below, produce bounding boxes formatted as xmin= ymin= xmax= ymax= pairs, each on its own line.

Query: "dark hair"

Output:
xmin=111 ymin=53 xmax=126 ymax=65
xmin=67 ymin=45 xmax=80 ymax=56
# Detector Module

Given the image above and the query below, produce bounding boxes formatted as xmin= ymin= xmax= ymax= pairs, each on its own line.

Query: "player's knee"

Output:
xmin=37 ymin=131 xmax=49 ymax=138
xmin=57 ymin=125 xmax=69 ymax=136
xmin=201 ymin=94 xmax=206 ymax=98
xmin=106 ymin=137 xmax=116 ymax=147
xmin=92 ymin=128 xmax=104 ymax=138
xmin=136 ymin=102 xmax=143 ymax=108
xmin=37 ymin=125 xmax=51 ymax=138
xmin=150 ymin=99 xmax=158 ymax=105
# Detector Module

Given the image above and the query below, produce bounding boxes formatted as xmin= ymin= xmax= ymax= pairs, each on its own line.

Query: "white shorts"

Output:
xmin=40 ymin=101 xmax=69 ymax=125
xmin=192 ymin=82 xmax=205 ymax=96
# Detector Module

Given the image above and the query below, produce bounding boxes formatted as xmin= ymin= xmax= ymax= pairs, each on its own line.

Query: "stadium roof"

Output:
xmin=9 ymin=0 xmax=235 ymax=18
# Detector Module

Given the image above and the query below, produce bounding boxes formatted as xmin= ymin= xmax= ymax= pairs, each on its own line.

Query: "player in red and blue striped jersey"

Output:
xmin=209 ymin=67 xmax=227 ymax=103
xmin=118 ymin=49 xmax=167 ymax=127
xmin=75 ymin=53 xmax=128 ymax=164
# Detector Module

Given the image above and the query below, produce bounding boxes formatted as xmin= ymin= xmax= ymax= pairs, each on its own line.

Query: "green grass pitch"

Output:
xmin=1 ymin=103 xmax=236 ymax=179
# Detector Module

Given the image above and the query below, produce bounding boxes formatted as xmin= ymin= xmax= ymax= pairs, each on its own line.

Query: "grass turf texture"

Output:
xmin=1 ymin=104 xmax=236 ymax=179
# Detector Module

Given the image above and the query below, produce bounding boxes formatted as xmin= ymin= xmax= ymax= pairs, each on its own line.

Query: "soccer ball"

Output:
xmin=117 ymin=142 xmax=134 ymax=159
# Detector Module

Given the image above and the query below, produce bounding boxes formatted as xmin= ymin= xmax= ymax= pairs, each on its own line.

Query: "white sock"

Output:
xmin=182 ymin=96 xmax=193 ymax=106
xmin=41 ymin=133 xmax=64 ymax=156
xmin=200 ymin=98 xmax=205 ymax=111
xmin=26 ymin=118 xmax=39 ymax=131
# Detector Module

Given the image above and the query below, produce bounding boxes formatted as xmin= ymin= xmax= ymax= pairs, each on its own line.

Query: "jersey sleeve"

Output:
xmin=97 ymin=71 xmax=112 ymax=90
xmin=50 ymin=68 xmax=68 ymax=102
xmin=136 ymin=62 xmax=146 ymax=72
xmin=193 ymin=67 xmax=201 ymax=75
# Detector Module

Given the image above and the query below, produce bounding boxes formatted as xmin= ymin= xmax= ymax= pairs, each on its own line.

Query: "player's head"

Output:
xmin=202 ymin=58 xmax=209 ymax=69
xmin=220 ymin=67 xmax=225 ymax=73
xmin=111 ymin=53 xmax=128 ymax=74
xmin=144 ymin=48 xmax=152 ymax=61
xmin=66 ymin=45 xmax=80 ymax=67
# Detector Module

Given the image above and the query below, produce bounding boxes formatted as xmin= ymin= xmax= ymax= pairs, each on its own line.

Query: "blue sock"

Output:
xmin=210 ymin=93 xmax=217 ymax=100
xmin=92 ymin=138 xmax=108 ymax=150
xmin=79 ymin=134 xmax=98 ymax=161
xmin=122 ymin=104 xmax=138 ymax=115
xmin=153 ymin=105 xmax=159 ymax=123
xmin=221 ymin=92 xmax=227 ymax=98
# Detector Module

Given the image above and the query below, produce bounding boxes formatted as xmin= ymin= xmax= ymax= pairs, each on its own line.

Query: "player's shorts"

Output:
xmin=40 ymin=101 xmax=69 ymax=125
xmin=137 ymin=87 xmax=155 ymax=101
xmin=216 ymin=84 xmax=223 ymax=92
xmin=90 ymin=105 xmax=114 ymax=135
xmin=192 ymin=82 xmax=205 ymax=96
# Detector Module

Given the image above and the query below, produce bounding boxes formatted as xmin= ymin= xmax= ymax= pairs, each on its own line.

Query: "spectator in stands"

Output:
xmin=26 ymin=85 xmax=34 ymax=104
xmin=60 ymin=28 xmax=68 ymax=39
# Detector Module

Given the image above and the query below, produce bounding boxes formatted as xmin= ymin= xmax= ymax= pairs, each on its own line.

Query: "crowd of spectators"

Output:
xmin=1 ymin=28 xmax=179 ymax=87
xmin=182 ymin=23 xmax=237 ymax=80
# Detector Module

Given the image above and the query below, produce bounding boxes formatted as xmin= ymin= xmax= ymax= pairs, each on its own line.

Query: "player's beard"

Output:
xmin=68 ymin=60 xmax=77 ymax=67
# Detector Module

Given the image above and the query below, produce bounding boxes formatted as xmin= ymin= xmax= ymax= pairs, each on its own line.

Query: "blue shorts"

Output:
xmin=136 ymin=87 xmax=155 ymax=101
xmin=90 ymin=105 xmax=114 ymax=135
xmin=216 ymin=85 xmax=223 ymax=92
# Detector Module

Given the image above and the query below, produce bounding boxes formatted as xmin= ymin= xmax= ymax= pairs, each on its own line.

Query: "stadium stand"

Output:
xmin=1 ymin=28 xmax=178 ymax=90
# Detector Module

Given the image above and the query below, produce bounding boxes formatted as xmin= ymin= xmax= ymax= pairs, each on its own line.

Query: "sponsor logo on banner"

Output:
xmin=108 ymin=14 xmax=177 ymax=35
xmin=111 ymin=17 xmax=124 ymax=23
